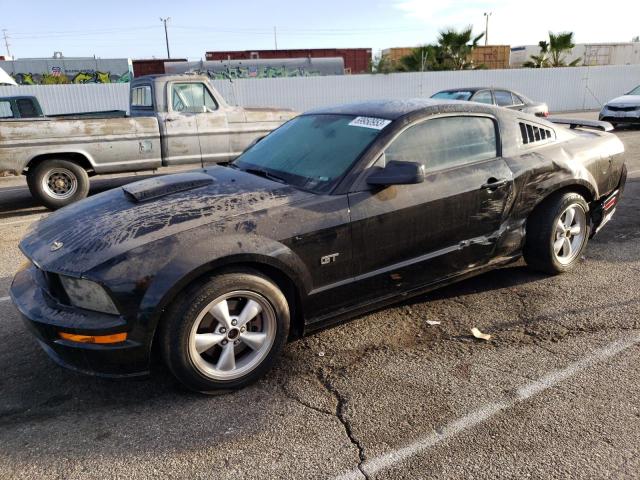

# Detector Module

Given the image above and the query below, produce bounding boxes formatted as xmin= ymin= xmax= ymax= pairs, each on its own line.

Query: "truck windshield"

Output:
xmin=233 ymin=114 xmax=386 ymax=193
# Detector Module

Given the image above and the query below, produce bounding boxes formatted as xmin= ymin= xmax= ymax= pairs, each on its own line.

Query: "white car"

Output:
xmin=599 ymin=85 xmax=640 ymax=128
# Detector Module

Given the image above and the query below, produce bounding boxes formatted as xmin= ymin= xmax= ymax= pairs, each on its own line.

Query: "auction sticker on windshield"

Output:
xmin=348 ymin=116 xmax=392 ymax=130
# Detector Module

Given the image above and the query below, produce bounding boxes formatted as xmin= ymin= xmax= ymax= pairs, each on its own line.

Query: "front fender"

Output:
xmin=137 ymin=232 xmax=312 ymax=332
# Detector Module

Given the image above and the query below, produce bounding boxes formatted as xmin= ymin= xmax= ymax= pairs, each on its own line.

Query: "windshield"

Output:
xmin=431 ymin=90 xmax=473 ymax=101
xmin=628 ymin=85 xmax=640 ymax=95
xmin=233 ymin=114 xmax=386 ymax=193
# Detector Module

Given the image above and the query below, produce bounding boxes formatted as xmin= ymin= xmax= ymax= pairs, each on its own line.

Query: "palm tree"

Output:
xmin=525 ymin=32 xmax=581 ymax=68
xmin=437 ymin=26 xmax=485 ymax=70
xmin=523 ymin=41 xmax=550 ymax=68
xmin=548 ymin=31 xmax=581 ymax=66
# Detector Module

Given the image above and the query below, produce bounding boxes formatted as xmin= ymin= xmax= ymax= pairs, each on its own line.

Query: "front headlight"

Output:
xmin=59 ymin=276 xmax=119 ymax=315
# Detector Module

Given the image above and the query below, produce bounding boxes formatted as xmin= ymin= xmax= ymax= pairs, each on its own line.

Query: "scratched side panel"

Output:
xmin=0 ymin=116 xmax=162 ymax=173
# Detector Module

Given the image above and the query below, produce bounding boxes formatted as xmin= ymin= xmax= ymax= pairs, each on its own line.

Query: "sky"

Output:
xmin=1 ymin=0 xmax=639 ymax=60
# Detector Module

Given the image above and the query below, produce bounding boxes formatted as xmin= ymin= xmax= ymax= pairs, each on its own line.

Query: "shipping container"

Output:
xmin=205 ymin=48 xmax=372 ymax=74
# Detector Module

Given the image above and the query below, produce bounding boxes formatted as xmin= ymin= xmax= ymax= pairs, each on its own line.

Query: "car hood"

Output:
xmin=605 ymin=95 xmax=640 ymax=107
xmin=20 ymin=166 xmax=312 ymax=275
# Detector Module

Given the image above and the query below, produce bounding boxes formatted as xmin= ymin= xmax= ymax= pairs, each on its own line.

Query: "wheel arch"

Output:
xmin=23 ymin=152 xmax=95 ymax=176
xmin=149 ymin=254 xmax=308 ymax=350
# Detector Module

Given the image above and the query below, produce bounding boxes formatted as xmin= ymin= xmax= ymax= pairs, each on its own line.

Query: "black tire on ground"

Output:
xmin=523 ymin=191 xmax=590 ymax=275
xmin=27 ymin=159 xmax=90 ymax=210
xmin=159 ymin=271 xmax=290 ymax=393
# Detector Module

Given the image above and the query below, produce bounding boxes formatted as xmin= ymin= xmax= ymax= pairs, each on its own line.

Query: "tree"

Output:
xmin=523 ymin=41 xmax=550 ymax=68
xmin=524 ymin=32 xmax=581 ymax=68
xmin=399 ymin=26 xmax=484 ymax=72
xmin=437 ymin=26 xmax=485 ymax=70
xmin=371 ymin=54 xmax=397 ymax=74
xmin=548 ymin=31 xmax=581 ymax=66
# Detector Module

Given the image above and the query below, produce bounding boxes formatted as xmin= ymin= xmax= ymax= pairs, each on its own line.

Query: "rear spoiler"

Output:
xmin=547 ymin=117 xmax=614 ymax=132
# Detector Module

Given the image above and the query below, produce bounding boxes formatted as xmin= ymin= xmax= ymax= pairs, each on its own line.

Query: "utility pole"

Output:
xmin=160 ymin=17 xmax=171 ymax=59
xmin=483 ymin=12 xmax=492 ymax=46
xmin=273 ymin=26 xmax=278 ymax=50
xmin=2 ymin=29 xmax=11 ymax=58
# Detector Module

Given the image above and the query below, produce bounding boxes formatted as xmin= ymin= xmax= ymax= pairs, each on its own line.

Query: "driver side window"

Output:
xmin=384 ymin=116 xmax=498 ymax=171
xmin=171 ymin=83 xmax=218 ymax=112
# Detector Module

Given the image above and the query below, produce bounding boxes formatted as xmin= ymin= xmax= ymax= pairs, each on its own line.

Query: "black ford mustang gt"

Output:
xmin=11 ymin=99 xmax=627 ymax=392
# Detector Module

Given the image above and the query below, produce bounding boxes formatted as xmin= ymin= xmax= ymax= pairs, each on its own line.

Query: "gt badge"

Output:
xmin=320 ymin=253 xmax=339 ymax=265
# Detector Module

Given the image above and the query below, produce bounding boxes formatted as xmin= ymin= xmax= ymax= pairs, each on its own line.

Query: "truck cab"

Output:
xmin=0 ymin=96 xmax=44 ymax=119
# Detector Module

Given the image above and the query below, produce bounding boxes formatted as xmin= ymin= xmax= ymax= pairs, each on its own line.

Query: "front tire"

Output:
xmin=159 ymin=271 xmax=290 ymax=393
xmin=27 ymin=159 xmax=90 ymax=209
xmin=524 ymin=192 xmax=589 ymax=274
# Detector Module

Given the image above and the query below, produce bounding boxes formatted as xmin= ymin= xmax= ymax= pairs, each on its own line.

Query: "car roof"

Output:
xmin=306 ymin=98 xmax=500 ymax=120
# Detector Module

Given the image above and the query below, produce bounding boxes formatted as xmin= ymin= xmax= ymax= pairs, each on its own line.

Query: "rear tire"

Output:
xmin=27 ymin=159 xmax=89 ymax=210
xmin=159 ymin=271 xmax=290 ymax=393
xmin=524 ymin=192 xmax=590 ymax=274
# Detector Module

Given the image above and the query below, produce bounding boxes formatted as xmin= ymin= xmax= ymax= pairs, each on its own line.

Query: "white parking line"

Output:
xmin=0 ymin=296 xmax=10 ymax=303
xmin=334 ymin=333 xmax=640 ymax=480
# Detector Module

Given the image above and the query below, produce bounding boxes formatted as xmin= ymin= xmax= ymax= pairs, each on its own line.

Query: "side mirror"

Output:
xmin=367 ymin=160 xmax=425 ymax=186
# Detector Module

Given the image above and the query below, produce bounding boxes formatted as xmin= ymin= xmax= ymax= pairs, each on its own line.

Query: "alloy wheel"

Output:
xmin=188 ymin=290 xmax=277 ymax=380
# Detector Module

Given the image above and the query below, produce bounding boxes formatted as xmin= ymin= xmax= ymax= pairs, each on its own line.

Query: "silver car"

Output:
xmin=431 ymin=87 xmax=549 ymax=117
xmin=599 ymin=85 xmax=640 ymax=128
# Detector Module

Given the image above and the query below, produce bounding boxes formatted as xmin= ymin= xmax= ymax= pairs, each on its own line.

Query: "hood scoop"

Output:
xmin=122 ymin=171 xmax=214 ymax=202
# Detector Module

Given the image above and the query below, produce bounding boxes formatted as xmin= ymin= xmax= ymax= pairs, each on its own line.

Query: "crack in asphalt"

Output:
xmin=280 ymin=369 xmax=369 ymax=479
xmin=317 ymin=369 xmax=370 ymax=480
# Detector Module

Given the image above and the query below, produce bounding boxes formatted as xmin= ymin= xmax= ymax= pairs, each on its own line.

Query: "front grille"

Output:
xmin=608 ymin=105 xmax=638 ymax=112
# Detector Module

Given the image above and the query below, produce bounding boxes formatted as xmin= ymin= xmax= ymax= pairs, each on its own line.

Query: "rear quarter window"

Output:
xmin=131 ymin=85 xmax=153 ymax=108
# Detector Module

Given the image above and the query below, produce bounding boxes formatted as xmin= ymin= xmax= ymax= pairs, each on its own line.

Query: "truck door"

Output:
xmin=161 ymin=82 xmax=230 ymax=166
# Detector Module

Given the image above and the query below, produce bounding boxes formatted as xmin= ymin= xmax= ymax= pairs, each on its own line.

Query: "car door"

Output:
xmin=495 ymin=90 xmax=525 ymax=111
xmin=471 ymin=89 xmax=494 ymax=105
xmin=161 ymin=82 xmax=230 ymax=166
xmin=347 ymin=114 xmax=514 ymax=300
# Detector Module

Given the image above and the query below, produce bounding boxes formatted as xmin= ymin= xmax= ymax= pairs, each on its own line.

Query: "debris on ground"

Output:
xmin=318 ymin=351 xmax=325 ymax=357
xmin=470 ymin=327 xmax=492 ymax=341
xmin=426 ymin=320 xmax=441 ymax=326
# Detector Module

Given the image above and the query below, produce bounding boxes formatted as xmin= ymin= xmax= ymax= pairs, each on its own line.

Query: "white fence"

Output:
xmin=0 ymin=83 xmax=130 ymax=115
xmin=2 ymin=64 xmax=639 ymax=115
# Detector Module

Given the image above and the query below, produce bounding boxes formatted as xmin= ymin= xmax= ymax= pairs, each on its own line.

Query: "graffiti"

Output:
xmin=8 ymin=70 xmax=132 ymax=85
xmin=201 ymin=66 xmax=323 ymax=80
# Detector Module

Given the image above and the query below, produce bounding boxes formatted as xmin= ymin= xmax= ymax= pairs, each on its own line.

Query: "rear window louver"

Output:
xmin=519 ymin=122 xmax=553 ymax=145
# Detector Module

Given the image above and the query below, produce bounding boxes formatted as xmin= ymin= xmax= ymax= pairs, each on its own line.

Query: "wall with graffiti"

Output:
xmin=0 ymin=58 xmax=133 ymax=85
xmin=164 ymin=57 xmax=344 ymax=79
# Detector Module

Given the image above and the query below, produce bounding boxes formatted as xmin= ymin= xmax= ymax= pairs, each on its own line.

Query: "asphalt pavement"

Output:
xmin=0 ymin=119 xmax=639 ymax=479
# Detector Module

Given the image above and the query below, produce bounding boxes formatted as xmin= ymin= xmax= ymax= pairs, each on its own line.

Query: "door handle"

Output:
xmin=165 ymin=116 xmax=179 ymax=122
xmin=481 ymin=178 xmax=508 ymax=190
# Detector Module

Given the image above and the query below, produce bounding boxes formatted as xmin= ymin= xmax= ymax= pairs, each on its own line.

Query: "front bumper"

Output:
xmin=10 ymin=265 xmax=150 ymax=378
xmin=599 ymin=109 xmax=640 ymax=124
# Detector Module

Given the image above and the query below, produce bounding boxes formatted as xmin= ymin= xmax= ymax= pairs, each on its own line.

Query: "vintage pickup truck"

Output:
xmin=0 ymin=74 xmax=296 ymax=208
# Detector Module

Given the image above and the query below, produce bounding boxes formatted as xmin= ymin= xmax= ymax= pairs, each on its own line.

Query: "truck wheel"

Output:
xmin=28 ymin=160 xmax=90 ymax=209
xmin=524 ymin=192 xmax=590 ymax=274
xmin=159 ymin=271 xmax=290 ymax=393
